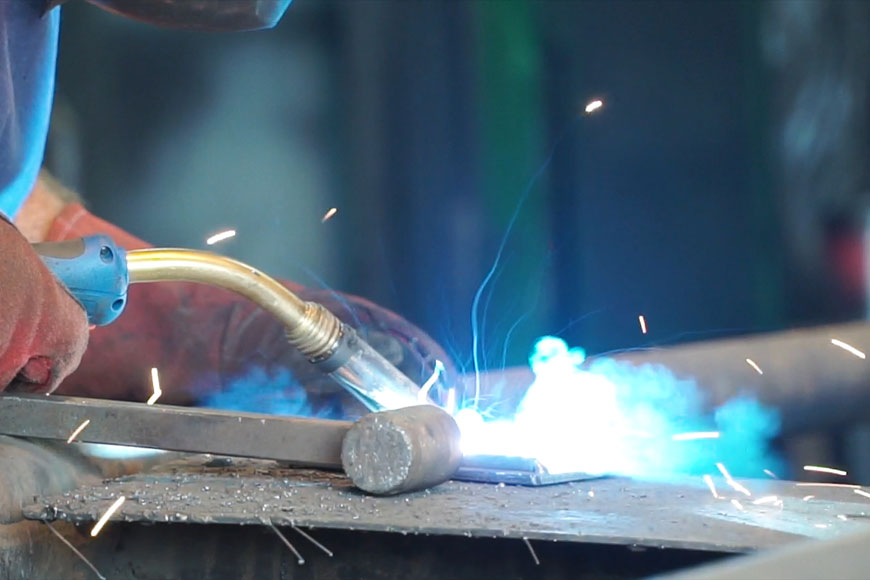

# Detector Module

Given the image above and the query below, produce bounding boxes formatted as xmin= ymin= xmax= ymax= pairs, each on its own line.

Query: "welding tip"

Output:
xmin=341 ymin=405 xmax=462 ymax=495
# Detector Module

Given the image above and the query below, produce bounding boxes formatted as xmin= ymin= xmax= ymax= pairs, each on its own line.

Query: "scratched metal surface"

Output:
xmin=23 ymin=456 xmax=870 ymax=553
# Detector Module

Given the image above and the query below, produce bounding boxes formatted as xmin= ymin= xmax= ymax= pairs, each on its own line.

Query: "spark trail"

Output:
xmin=471 ymin=103 xmax=604 ymax=406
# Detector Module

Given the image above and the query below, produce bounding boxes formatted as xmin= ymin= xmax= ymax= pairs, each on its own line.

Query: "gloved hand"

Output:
xmin=47 ymin=204 xmax=452 ymax=418
xmin=0 ymin=217 xmax=88 ymax=393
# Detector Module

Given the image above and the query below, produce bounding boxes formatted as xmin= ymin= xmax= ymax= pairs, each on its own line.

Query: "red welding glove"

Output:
xmin=48 ymin=204 xmax=452 ymax=417
xmin=0 ymin=217 xmax=88 ymax=393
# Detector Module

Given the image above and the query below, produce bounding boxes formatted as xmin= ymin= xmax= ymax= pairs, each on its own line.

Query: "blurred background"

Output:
xmin=47 ymin=2 xmax=870 ymax=475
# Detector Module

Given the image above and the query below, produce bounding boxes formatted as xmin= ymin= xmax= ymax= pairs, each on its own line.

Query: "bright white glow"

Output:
xmin=802 ymin=495 xmax=815 ymax=501
xmin=80 ymin=444 xmax=166 ymax=459
xmin=763 ymin=469 xmax=778 ymax=479
xmin=417 ymin=360 xmax=445 ymax=404
xmin=831 ymin=338 xmax=866 ymax=359
xmin=730 ymin=499 xmax=745 ymax=511
xmin=454 ymin=337 xmax=667 ymax=475
xmin=147 ymin=367 xmax=162 ymax=405
xmin=584 ymin=99 xmax=604 ymax=114
xmin=854 ymin=489 xmax=870 ymax=500
xmin=445 ymin=388 xmax=457 ymax=416
xmin=321 ymin=207 xmax=338 ymax=223
xmin=66 ymin=419 xmax=90 ymax=444
xmin=206 ymin=229 xmax=236 ymax=245
xmin=746 ymin=358 xmax=763 ymax=375
xmin=672 ymin=431 xmax=719 ymax=441
xmin=451 ymin=335 xmax=778 ymax=477
xmin=638 ymin=315 xmax=648 ymax=334
xmin=804 ymin=465 xmax=847 ymax=477
xmin=90 ymin=496 xmax=126 ymax=537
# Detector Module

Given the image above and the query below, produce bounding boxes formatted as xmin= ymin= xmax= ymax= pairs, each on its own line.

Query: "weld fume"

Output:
xmin=199 ymin=366 xmax=345 ymax=420
xmin=457 ymin=336 xmax=782 ymax=479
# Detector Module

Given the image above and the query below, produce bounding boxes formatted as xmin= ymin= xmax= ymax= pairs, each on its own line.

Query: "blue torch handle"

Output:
xmin=32 ymin=235 xmax=129 ymax=326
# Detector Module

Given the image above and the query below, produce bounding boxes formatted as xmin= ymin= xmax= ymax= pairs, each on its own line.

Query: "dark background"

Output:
xmin=49 ymin=0 xmax=870 ymax=375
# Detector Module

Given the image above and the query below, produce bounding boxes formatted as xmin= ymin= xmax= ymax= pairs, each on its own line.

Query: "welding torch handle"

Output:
xmin=34 ymin=239 xmax=422 ymax=412
xmin=33 ymin=235 xmax=129 ymax=326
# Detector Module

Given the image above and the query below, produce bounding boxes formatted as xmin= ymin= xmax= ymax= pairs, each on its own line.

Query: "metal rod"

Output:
xmin=599 ymin=321 xmax=870 ymax=433
xmin=0 ymin=394 xmax=349 ymax=468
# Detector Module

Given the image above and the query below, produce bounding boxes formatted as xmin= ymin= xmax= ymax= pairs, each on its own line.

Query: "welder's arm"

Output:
xmin=45 ymin=203 xmax=452 ymax=414
xmin=0 ymin=218 xmax=89 ymax=393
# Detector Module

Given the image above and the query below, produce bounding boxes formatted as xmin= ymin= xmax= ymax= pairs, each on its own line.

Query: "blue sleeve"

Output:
xmin=0 ymin=1 xmax=59 ymax=219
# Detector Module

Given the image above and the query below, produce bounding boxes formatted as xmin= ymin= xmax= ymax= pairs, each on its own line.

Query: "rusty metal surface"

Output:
xmin=24 ymin=455 xmax=870 ymax=554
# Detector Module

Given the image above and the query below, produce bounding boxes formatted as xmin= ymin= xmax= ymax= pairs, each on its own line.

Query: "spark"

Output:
xmin=44 ymin=521 xmax=106 ymax=580
xmin=763 ymin=469 xmax=778 ymax=479
xmin=804 ymin=465 xmax=848 ymax=477
xmin=703 ymin=475 xmax=719 ymax=499
xmin=730 ymin=499 xmax=745 ymax=511
xmin=715 ymin=462 xmax=732 ymax=480
xmin=830 ymin=338 xmax=866 ymax=359
xmin=445 ymin=387 xmax=457 ymax=415
xmin=726 ymin=479 xmax=752 ymax=497
xmin=292 ymin=525 xmax=333 ymax=557
xmin=66 ymin=419 xmax=91 ymax=444
xmin=638 ymin=315 xmax=648 ymax=334
xmin=814 ymin=524 xmax=829 ymax=529
xmin=672 ymin=431 xmax=719 ymax=441
xmin=584 ymin=99 xmax=604 ymax=114
xmin=588 ymin=490 xmax=595 ymax=498
xmin=321 ymin=207 xmax=338 ymax=223
xmin=90 ymin=496 xmax=126 ymax=537
xmin=269 ymin=522 xmax=305 ymax=564
xmin=752 ymin=496 xmax=779 ymax=506
xmin=147 ymin=367 xmax=162 ymax=405
xmin=205 ymin=229 xmax=236 ymax=245
xmin=796 ymin=483 xmax=860 ymax=489
xmin=802 ymin=495 xmax=815 ymax=501
xmin=854 ymin=489 xmax=870 ymax=500
xmin=522 ymin=537 xmax=540 ymax=566
xmin=417 ymin=360 xmax=445 ymax=404
xmin=717 ymin=463 xmax=751 ymax=496
xmin=745 ymin=358 xmax=763 ymax=375
xmin=837 ymin=514 xmax=849 ymax=521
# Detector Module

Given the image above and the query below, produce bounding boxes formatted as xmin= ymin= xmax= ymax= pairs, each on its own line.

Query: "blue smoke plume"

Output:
xmin=456 ymin=336 xmax=782 ymax=479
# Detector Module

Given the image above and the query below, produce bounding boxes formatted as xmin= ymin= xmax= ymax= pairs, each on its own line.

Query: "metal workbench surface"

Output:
xmin=23 ymin=455 xmax=870 ymax=554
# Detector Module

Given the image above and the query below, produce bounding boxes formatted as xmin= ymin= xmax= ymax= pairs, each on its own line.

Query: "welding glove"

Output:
xmin=0 ymin=217 xmax=89 ymax=393
xmin=47 ymin=204 xmax=452 ymax=417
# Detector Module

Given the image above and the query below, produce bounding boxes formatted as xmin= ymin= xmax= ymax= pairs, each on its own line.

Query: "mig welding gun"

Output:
xmin=32 ymin=235 xmax=464 ymax=495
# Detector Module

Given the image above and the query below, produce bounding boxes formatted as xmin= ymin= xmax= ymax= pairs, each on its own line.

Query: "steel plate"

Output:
xmin=23 ymin=455 xmax=870 ymax=553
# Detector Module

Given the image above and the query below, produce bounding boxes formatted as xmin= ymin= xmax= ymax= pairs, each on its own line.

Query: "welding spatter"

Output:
xmin=33 ymin=236 xmax=422 ymax=411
